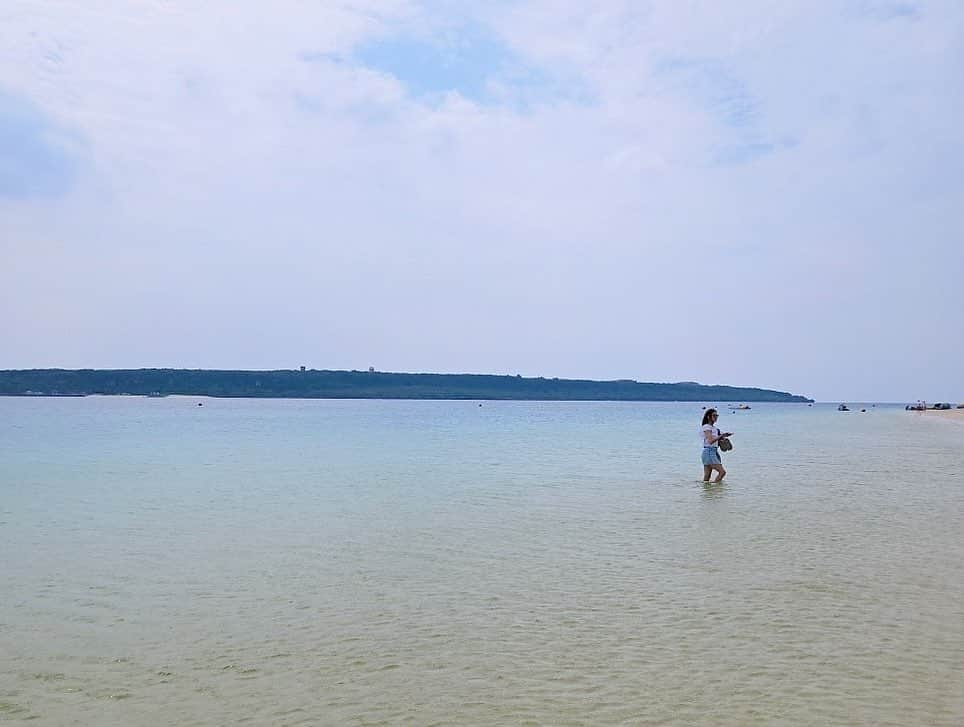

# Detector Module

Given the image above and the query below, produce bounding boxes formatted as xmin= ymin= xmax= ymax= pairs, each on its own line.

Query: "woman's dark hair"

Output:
xmin=702 ymin=408 xmax=718 ymax=425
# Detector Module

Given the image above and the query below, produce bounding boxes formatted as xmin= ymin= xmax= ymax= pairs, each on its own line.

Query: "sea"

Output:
xmin=1 ymin=397 xmax=962 ymax=726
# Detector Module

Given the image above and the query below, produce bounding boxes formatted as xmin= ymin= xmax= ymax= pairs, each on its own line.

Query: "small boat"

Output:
xmin=838 ymin=404 xmax=850 ymax=411
xmin=728 ymin=404 xmax=751 ymax=410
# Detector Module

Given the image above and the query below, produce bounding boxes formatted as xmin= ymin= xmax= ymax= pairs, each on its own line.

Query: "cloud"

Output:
xmin=0 ymin=1 xmax=962 ymax=400
xmin=0 ymin=90 xmax=80 ymax=199
xmin=851 ymin=1 xmax=921 ymax=21
xmin=651 ymin=56 xmax=789 ymax=165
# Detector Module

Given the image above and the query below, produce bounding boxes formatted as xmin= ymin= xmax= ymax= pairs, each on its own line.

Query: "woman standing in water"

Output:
xmin=701 ymin=409 xmax=732 ymax=483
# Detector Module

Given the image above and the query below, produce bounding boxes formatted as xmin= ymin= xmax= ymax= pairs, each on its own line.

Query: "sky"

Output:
xmin=1 ymin=1 xmax=963 ymax=402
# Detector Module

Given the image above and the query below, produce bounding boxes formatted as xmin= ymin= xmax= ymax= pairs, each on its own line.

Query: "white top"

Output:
xmin=701 ymin=424 xmax=719 ymax=447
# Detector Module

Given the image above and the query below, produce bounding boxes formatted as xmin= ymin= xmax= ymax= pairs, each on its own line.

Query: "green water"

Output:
xmin=2 ymin=398 xmax=962 ymax=725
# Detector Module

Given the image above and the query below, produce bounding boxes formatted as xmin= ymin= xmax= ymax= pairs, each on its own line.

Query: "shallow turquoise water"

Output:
xmin=2 ymin=398 xmax=962 ymax=725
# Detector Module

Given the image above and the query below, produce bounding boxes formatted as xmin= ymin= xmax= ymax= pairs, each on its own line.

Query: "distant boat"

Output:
xmin=728 ymin=404 xmax=751 ymax=410
xmin=838 ymin=404 xmax=850 ymax=411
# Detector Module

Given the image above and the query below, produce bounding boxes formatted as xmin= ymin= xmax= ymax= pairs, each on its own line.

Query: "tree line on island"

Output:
xmin=0 ymin=369 xmax=813 ymax=402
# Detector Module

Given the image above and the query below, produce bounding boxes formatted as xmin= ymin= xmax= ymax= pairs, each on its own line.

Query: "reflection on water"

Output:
xmin=700 ymin=481 xmax=727 ymax=500
xmin=1 ymin=399 xmax=963 ymax=726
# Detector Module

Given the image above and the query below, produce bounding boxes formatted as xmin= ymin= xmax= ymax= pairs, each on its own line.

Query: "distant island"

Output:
xmin=0 ymin=369 xmax=813 ymax=402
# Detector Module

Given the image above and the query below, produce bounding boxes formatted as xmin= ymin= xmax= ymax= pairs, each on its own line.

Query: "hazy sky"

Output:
xmin=2 ymin=1 xmax=963 ymax=402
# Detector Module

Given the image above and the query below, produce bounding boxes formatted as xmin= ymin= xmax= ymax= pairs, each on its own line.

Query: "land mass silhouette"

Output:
xmin=0 ymin=369 xmax=813 ymax=402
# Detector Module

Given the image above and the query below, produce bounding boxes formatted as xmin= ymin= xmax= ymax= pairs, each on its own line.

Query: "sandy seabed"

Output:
xmin=921 ymin=408 xmax=964 ymax=424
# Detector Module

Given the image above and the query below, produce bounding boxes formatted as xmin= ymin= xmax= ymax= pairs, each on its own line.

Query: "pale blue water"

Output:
xmin=2 ymin=398 xmax=963 ymax=725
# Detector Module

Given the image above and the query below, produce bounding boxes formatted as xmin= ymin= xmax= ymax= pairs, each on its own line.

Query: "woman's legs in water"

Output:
xmin=703 ymin=465 xmax=712 ymax=482
xmin=710 ymin=464 xmax=726 ymax=483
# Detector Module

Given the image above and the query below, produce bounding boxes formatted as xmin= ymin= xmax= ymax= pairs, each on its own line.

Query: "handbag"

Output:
xmin=718 ymin=436 xmax=733 ymax=452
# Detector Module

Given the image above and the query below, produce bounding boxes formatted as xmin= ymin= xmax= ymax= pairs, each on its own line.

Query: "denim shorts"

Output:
xmin=702 ymin=446 xmax=722 ymax=466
